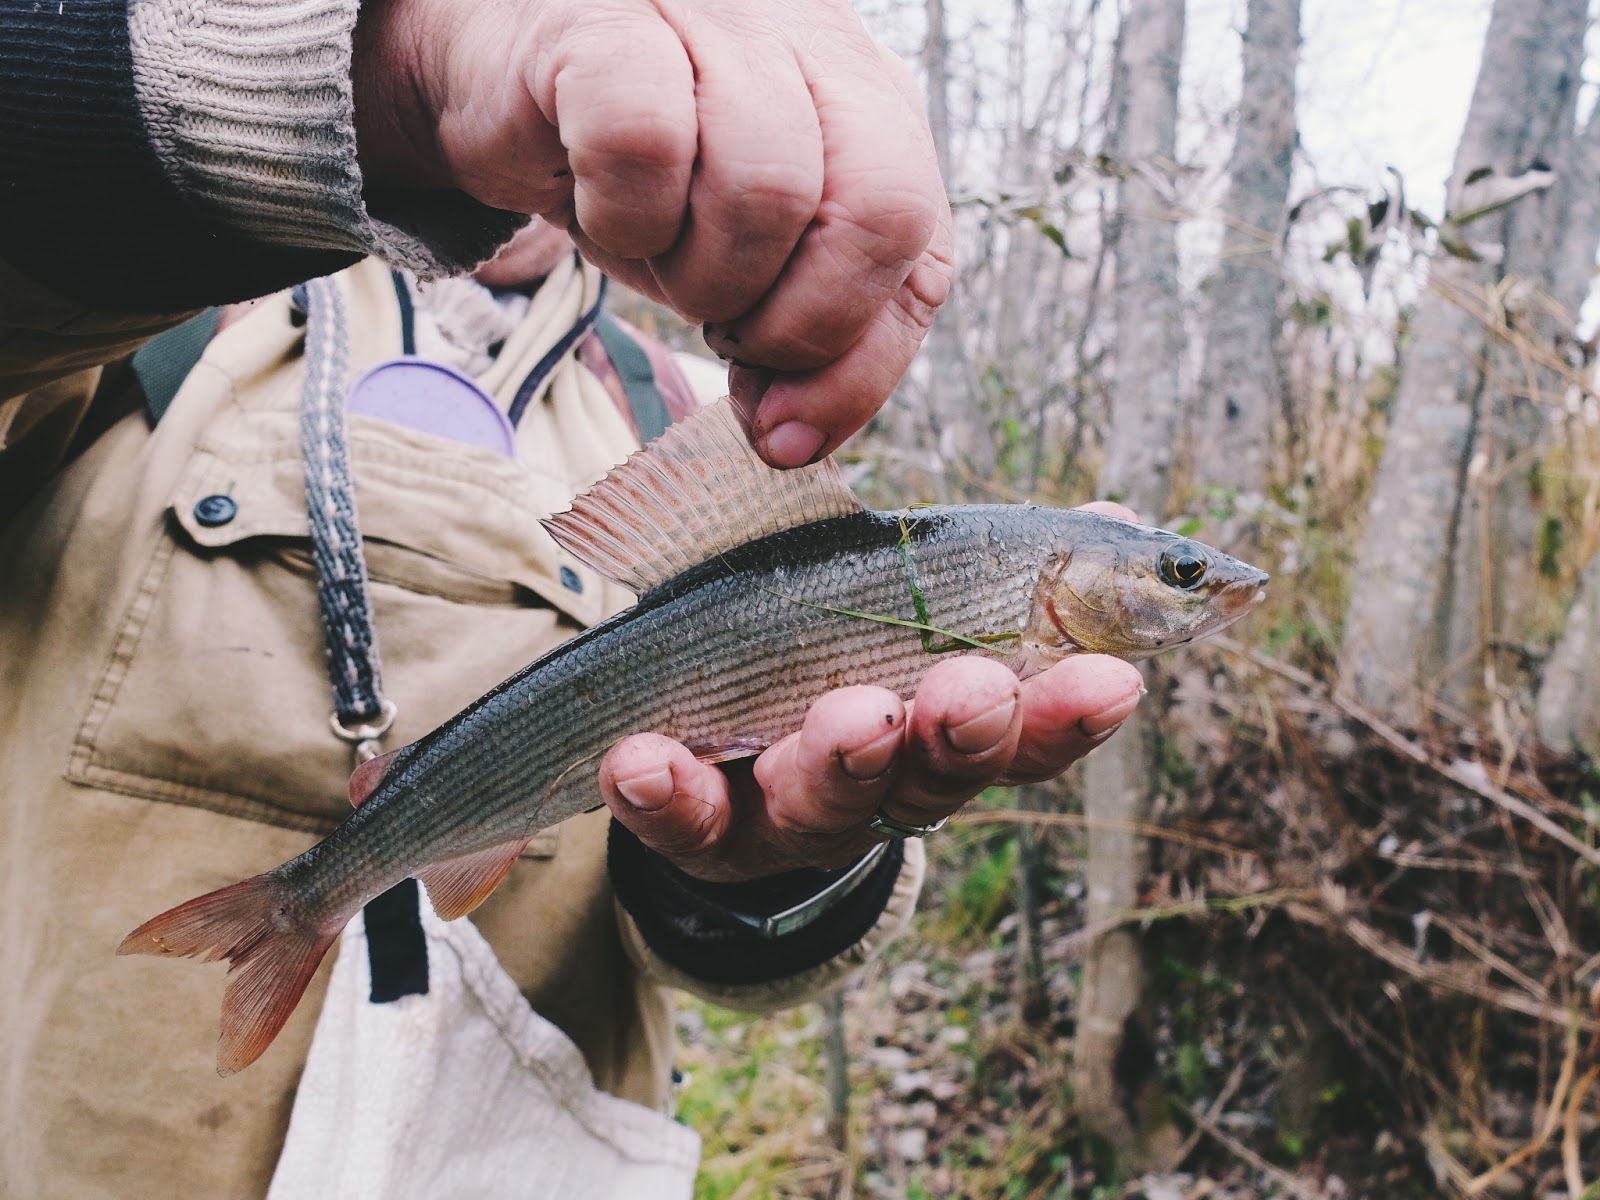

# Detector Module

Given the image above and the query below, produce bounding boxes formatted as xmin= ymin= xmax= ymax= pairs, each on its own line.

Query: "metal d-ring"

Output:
xmin=330 ymin=699 xmax=399 ymax=763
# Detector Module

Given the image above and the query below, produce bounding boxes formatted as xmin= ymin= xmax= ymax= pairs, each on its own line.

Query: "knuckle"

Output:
xmin=827 ymin=183 xmax=942 ymax=268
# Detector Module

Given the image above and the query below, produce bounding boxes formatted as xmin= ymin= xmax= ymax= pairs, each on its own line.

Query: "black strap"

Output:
xmin=390 ymin=270 xmax=417 ymax=356
xmin=592 ymin=310 xmax=672 ymax=443
xmin=134 ymin=307 xmax=221 ymax=426
xmin=364 ymin=878 xmax=429 ymax=1003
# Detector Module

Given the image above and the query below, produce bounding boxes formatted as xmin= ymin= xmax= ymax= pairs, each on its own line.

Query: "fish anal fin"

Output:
xmin=542 ymin=398 xmax=864 ymax=593
xmin=118 ymin=873 xmax=342 ymax=1076
xmin=348 ymin=748 xmax=403 ymax=807
xmin=417 ymin=838 xmax=531 ymax=921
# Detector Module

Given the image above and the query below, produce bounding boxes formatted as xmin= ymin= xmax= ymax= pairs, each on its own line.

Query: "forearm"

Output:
xmin=0 ymin=0 xmax=522 ymax=317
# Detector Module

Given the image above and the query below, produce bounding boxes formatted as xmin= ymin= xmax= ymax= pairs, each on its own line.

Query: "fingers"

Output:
xmin=1000 ymin=654 xmax=1145 ymax=785
xmin=640 ymin=22 xmax=824 ymax=324
xmin=873 ymin=658 xmax=1021 ymax=827
xmin=1077 ymin=499 xmax=1140 ymax=523
xmin=532 ymin=11 xmax=699 ymax=258
xmin=738 ymin=228 xmax=954 ymax=466
xmin=599 ymin=733 xmax=734 ymax=862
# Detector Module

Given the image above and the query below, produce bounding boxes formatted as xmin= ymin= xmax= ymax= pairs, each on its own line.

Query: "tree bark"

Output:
xmin=1075 ymin=0 xmax=1186 ymax=1172
xmin=1537 ymin=550 xmax=1600 ymax=760
xmin=1337 ymin=0 xmax=1589 ymax=726
xmin=1096 ymin=0 xmax=1186 ymax=518
xmin=1437 ymin=0 xmax=1590 ymax=715
xmin=1193 ymin=0 xmax=1300 ymax=532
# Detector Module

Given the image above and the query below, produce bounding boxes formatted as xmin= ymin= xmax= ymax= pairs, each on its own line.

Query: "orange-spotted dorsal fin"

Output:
xmin=541 ymin=398 xmax=864 ymax=594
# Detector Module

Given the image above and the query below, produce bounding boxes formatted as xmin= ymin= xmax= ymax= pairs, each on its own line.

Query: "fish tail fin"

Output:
xmin=118 ymin=872 xmax=340 ymax=1076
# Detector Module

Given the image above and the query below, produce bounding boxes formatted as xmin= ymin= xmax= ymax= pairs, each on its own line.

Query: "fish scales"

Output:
xmin=293 ymin=506 xmax=1051 ymax=918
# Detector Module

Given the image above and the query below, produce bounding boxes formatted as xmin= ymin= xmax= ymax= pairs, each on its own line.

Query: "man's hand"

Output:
xmin=353 ymin=0 xmax=952 ymax=469
xmin=598 ymin=652 xmax=1144 ymax=883
xmin=599 ymin=500 xmax=1146 ymax=883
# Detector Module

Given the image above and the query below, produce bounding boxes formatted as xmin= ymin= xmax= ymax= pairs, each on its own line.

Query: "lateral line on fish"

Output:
xmin=748 ymin=578 xmax=1022 ymax=656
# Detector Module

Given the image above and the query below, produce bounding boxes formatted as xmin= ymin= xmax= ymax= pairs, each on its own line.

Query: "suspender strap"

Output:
xmin=592 ymin=310 xmax=672 ymax=444
xmin=134 ymin=307 xmax=221 ymax=426
xmin=295 ymin=277 xmax=390 ymax=731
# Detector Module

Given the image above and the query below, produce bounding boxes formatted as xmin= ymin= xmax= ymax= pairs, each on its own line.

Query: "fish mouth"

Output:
xmin=1213 ymin=569 xmax=1270 ymax=623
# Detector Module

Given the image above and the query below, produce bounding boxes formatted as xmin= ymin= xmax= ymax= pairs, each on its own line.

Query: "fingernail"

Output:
xmin=1077 ymin=685 xmax=1144 ymax=743
xmin=763 ymin=420 xmax=827 ymax=469
xmin=614 ymin=767 xmax=674 ymax=812
xmin=840 ymin=722 xmax=903 ymax=781
xmin=944 ymin=695 xmax=1018 ymax=754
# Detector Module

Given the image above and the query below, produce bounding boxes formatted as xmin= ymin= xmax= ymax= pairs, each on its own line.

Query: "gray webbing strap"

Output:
xmin=295 ymin=277 xmax=391 ymax=740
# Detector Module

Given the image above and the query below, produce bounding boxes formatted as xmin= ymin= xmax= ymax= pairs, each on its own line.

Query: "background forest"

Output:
xmin=641 ymin=0 xmax=1600 ymax=1195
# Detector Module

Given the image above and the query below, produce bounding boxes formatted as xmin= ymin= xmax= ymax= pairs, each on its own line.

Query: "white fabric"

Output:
xmin=268 ymin=896 xmax=701 ymax=1200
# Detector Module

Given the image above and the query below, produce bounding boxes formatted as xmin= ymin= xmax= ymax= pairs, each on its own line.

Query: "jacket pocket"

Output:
xmin=67 ymin=407 xmax=627 ymax=852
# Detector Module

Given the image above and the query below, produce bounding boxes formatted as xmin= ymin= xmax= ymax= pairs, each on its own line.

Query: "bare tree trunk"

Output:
xmin=1537 ymin=550 xmax=1600 ymax=760
xmin=1437 ymin=0 xmax=1590 ymax=716
xmin=1193 ymin=0 xmax=1300 ymax=534
xmin=1337 ymin=0 xmax=1589 ymax=727
xmin=920 ymin=0 xmax=986 ymax=490
xmin=1095 ymin=0 xmax=1186 ymax=518
xmin=1075 ymin=0 xmax=1185 ymax=1172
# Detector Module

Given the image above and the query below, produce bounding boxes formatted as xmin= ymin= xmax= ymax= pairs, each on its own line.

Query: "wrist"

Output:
xmin=351 ymin=0 xmax=453 ymax=190
xmin=608 ymin=820 xmax=908 ymax=987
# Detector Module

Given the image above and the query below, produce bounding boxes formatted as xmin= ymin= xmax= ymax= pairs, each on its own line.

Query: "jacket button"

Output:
xmin=193 ymin=494 xmax=238 ymax=527
xmin=559 ymin=565 xmax=583 ymax=593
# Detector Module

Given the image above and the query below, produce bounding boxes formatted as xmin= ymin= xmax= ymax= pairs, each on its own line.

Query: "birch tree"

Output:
xmin=1537 ymin=551 xmax=1600 ymax=760
xmin=1075 ymin=0 xmax=1185 ymax=1169
xmin=1193 ymin=0 xmax=1300 ymax=527
xmin=1337 ymin=0 xmax=1590 ymax=726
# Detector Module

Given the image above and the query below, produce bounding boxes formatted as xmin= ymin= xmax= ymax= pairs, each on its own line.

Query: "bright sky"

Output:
xmin=1179 ymin=0 xmax=1491 ymax=218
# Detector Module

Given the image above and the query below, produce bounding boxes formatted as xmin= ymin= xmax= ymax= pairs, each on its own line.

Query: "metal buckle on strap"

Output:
xmin=330 ymin=699 xmax=398 ymax=763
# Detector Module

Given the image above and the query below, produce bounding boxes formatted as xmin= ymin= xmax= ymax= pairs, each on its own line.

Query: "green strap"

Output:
xmin=134 ymin=307 xmax=221 ymax=426
xmin=591 ymin=310 xmax=671 ymax=443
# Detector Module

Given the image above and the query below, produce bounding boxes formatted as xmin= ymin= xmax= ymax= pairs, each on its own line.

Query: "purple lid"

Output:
xmin=347 ymin=357 xmax=517 ymax=457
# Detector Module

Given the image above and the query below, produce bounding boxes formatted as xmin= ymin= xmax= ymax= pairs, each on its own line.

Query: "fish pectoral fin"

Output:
xmin=347 ymin=747 xmax=405 ymax=807
xmin=417 ymin=838 xmax=532 ymax=921
xmin=541 ymin=397 xmax=864 ymax=594
xmin=118 ymin=873 xmax=341 ymax=1077
xmin=691 ymin=737 xmax=773 ymax=766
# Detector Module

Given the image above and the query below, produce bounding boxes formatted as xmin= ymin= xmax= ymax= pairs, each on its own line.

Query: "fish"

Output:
xmin=118 ymin=399 xmax=1269 ymax=1075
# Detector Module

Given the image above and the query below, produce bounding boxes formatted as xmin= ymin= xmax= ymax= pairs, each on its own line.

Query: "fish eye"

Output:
xmin=1158 ymin=543 xmax=1210 ymax=590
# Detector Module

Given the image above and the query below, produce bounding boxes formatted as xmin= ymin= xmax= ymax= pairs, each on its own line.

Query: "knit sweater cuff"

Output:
xmin=128 ymin=0 xmax=525 ymax=278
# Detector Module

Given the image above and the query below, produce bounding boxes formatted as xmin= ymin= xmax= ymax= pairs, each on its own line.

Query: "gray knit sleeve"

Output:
xmin=127 ymin=0 xmax=526 ymax=278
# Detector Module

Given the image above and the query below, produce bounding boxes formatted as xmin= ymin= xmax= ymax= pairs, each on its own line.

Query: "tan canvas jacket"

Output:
xmin=0 ymin=257 xmax=923 ymax=1199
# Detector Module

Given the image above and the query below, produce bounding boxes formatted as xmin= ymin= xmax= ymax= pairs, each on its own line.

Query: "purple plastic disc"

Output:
xmin=347 ymin=357 xmax=517 ymax=457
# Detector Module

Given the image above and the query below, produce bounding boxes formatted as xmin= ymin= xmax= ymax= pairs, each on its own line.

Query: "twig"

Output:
xmin=1187 ymin=1102 xmax=1319 ymax=1200
xmin=1176 ymin=1058 xmax=1249 ymax=1164
xmin=953 ymin=808 xmax=1257 ymax=858
xmin=1563 ymin=1064 xmax=1599 ymax=1200
xmin=1213 ymin=639 xmax=1600 ymax=871
xmin=1331 ymin=914 xmax=1599 ymax=1034
xmin=1464 ymin=1017 xmax=1579 ymax=1194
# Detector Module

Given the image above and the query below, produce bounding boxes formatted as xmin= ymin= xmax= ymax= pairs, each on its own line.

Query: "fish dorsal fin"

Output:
xmin=542 ymin=398 xmax=864 ymax=593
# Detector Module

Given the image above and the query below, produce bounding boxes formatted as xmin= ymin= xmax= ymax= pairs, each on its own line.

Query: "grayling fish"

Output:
xmin=120 ymin=400 xmax=1268 ymax=1074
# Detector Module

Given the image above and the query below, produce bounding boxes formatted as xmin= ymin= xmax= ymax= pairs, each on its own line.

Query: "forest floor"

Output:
xmin=671 ymin=644 xmax=1600 ymax=1200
